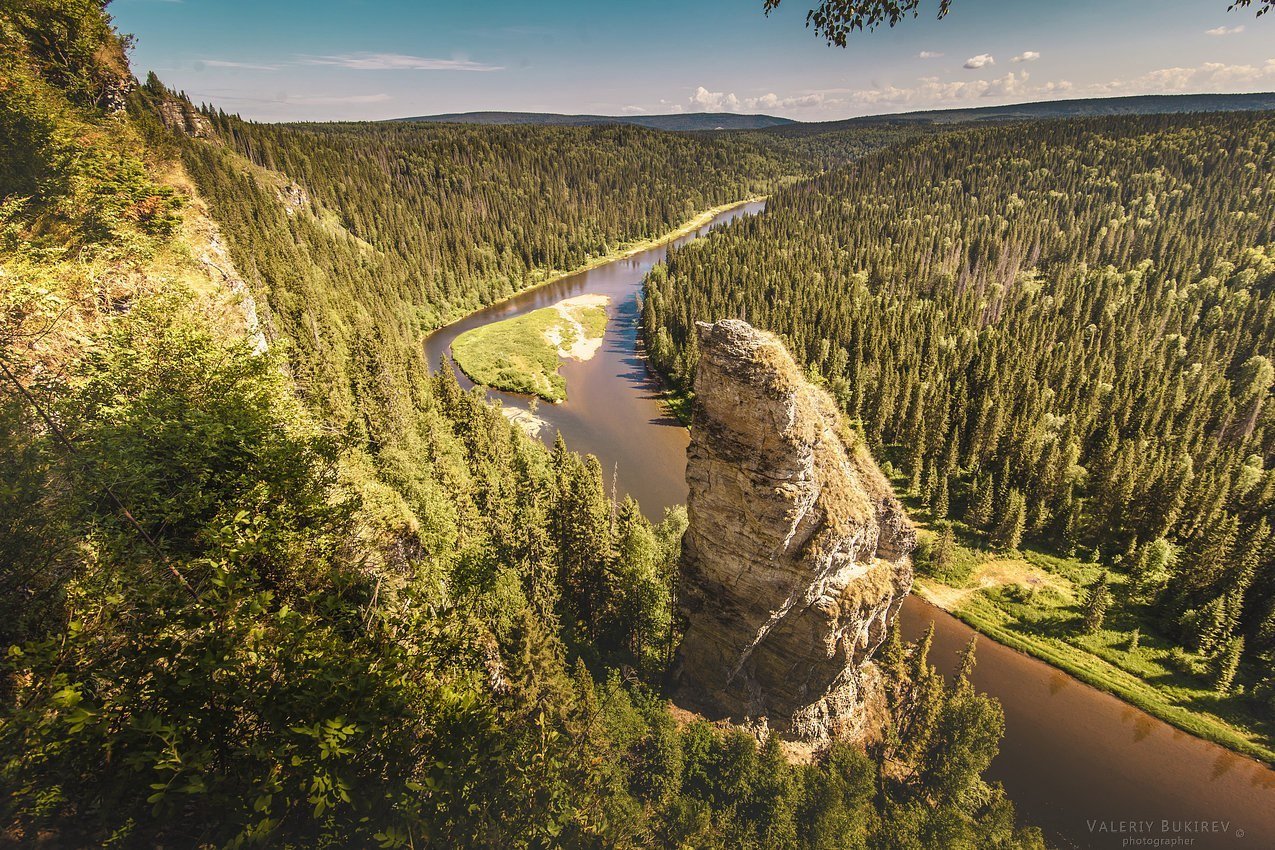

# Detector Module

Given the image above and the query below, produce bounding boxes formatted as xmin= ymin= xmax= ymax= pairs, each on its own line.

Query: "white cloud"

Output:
xmin=759 ymin=91 xmax=832 ymax=110
xmin=839 ymin=71 xmax=1057 ymax=108
xmin=964 ymin=54 xmax=996 ymax=70
xmin=199 ymin=59 xmax=281 ymax=71
xmin=686 ymin=86 xmax=835 ymax=114
xmin=302 ymin=53 xmax=502 ymax=72
xmin=620 ymin=104 xmax=647 ymax=115
xmin=689 ymin=86 xmax=740 ymax=111
xmin=675 ymin=56 xmax=1275 ymax=123
xmin=1206 ymin=25 xmax=1245 ymax=36
xmin=1087 ymin=58 xmax=1275 ymax=95
xmin=1012 ymin=51 xmax=1041 ymax=63
xmin=918 ymin=50 xmax=944 ymax=59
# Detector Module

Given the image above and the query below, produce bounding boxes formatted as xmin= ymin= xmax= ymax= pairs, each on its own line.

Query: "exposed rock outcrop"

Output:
xmin=277 ymin=181 xmax=310 ymax=215
xmin=196 ymin=231 xmax=269 ymax=357
xmin=674 ymin=319 xmax=914 ymax=743
xmin=158 ymin=98 xmax=215 ymax=139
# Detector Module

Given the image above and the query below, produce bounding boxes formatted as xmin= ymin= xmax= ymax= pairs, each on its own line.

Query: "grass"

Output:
xmin=638 ymin=346 xmax=1275 ymax=764
xmin=901 ymin=487 xmax=1275 ymax=767
xmin=446 ymin=194 xmax=771 ymax=413
xmin=453 ymin=195 xmax=770 ymax=330
xmin=451 ymin=299 xmax=607 ymax=403
xmin=656 ymin=385 xmax=694 ymax=426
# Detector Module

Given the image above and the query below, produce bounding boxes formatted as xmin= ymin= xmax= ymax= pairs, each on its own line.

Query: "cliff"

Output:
xmin=674 ymin=319 xmax=914 ymax=742
xmin=158 ymin=97 xmax=216 ymax=138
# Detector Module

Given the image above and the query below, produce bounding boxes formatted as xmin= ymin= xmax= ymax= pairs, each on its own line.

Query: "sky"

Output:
xmin=111 ymin=0 xmax=1275 ymax=122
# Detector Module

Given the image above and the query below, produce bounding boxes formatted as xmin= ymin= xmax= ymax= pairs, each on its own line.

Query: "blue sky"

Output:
xmin=112 ymin=0 xmax=1274 ymax=122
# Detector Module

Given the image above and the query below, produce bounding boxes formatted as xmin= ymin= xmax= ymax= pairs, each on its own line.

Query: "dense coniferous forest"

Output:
xmin=173 ymin=95 xmax=806 ymax=436
xmin=195 ymin=106 xmax=796 ymax=323
xmin=643 ymin=113 xmax=1275 ymax=704
xmin=0 ymin=1 xmax=1046 ymax=846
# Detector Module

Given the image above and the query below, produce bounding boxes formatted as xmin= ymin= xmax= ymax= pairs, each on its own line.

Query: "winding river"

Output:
xmin=424 ymin=201 xmax=1275 ymax=849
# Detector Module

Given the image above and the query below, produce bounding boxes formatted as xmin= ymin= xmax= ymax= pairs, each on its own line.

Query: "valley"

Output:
xmin=6 ymin=1 xmax=1275 ymax=846
xmin=431 ymin=198 xmax=1275 ymax=850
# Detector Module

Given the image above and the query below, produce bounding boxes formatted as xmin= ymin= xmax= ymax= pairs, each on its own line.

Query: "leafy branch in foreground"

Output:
xmin=763 ymin=0 xmax=1268 ymax=46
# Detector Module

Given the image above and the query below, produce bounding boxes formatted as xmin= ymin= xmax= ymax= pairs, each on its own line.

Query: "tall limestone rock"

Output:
xmin=674 ymin=319 xmax=915 ymax=742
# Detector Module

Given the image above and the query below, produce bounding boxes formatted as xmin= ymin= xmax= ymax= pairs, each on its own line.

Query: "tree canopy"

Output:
xmin=764 ymin=0 xmax=1270 ymax=46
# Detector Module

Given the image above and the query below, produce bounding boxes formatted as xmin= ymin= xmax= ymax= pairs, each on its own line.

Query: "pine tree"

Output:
xmin=1181 ymin=594 xmax=1230 ymax=655
xmin=908 ymin=445 xmax=925 ymax=494
xmin=931 ymin=473 xmax=950 ymax=520
xmin=1132 ymin=537 xmax=1176 ymax=602
xmin=1061 ymin=492 xmax=1082 ymax=557
xmin=898 ymin=625 xmax=945 ymax=765
xmin=955 ymin=635 xmax=979 ymax=689
xmin=919 ymin=638 xmax=1003 ymax=808
xmin=1081 ymin=572 xmax=1112 ymax=634
xmin=877 ymin=619 xmax=908 ymax=713
xmin=1212 ymin=636 xmax=1244 ymax=693
xmin=931 ymin=522 xmax=956 ymax=576
xmin=966 ymin=475 xmax=994 ymax=531
xmin=1255 ymin=603 xmax=1275 ymax=655
xmin=992 ymin=489 xmax=1026 ymax=552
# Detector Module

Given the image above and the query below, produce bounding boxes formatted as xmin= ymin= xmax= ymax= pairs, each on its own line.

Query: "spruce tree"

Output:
xmin=1181 ymin=594 xmax=1229 ymax=655
xmin=931 ymin=473 xmax=950 ymax=520
xmin=1213 ymin=636 xmax=1244 ymax=694
xmin=1081 ymin=572 xmax=1112 ymax=634
xmin=931 ymin=522 xmax=956 ymax=576
xmin=966 ymin=475 xmax=994 ymax=530
xmin=992 ymin=489 xmax=1026 ymax=552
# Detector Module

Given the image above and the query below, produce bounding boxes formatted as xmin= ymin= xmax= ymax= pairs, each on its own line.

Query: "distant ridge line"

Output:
xmin=393 ymin=111 xmax=795 ymax=131
xmin=393 ymin=93 xmax=1275 ymax=133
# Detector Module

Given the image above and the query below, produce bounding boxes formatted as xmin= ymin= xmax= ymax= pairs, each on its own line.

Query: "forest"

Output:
xmin=642 ymin=113 xmax=1275 ymax=739
xmin=172 ymin=91 xmax=813 ymax=441
xmin=0 ymin=1 xmax=1044 ymax=846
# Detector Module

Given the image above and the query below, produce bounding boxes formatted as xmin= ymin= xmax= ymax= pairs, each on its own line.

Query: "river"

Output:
xmin=423 ymin=201 xmax=1275 ymax=849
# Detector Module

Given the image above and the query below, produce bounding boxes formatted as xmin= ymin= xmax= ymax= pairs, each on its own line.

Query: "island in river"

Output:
xmin=451 ymin=294 xmax=609 ymax=403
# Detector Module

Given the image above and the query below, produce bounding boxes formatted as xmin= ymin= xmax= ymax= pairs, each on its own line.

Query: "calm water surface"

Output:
xmin=424 ymin=203 xmax=766 ymax=516
xmin=424 ymin=201 xmax=1275 ymax=849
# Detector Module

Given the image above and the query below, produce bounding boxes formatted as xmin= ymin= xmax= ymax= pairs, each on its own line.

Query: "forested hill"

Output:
xmin=2 ymin=1 xmax=1045 ymax=847
xmin=643 ymin=112 xmax=1275 ymax=747
xmin=399 ymin=110 xmax=795 ymax=131
xmin=759 ymin=93 xmax=1275 ymax=136
xmin=179 ymin=106 xmax=798 ymax=437
xmin=402 ymin=93 xmax=1275 ymax=134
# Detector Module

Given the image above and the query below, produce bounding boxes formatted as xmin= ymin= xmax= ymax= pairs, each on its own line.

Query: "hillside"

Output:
xmin=400 ymin=94 xmax=1275 ymax=135
xmin=396 ymin=110 xmax=795 ymax=131
xmin=179 ymin=110 xmax=799 ymax=433
xmin=0 ymin=2 xmax=1043 ymax=847
xmin=759 ymin=92 xmax=1275 ymax=137
xmin=642 ymin=111 xmax=1275 ymax=760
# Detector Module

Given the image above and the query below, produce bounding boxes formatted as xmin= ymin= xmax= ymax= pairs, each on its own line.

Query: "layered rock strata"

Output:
xmin=674 ymin=319 xmax=914 ymax=742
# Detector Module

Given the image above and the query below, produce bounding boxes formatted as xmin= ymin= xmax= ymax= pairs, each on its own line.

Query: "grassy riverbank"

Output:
xmin=638 ymin=331 xmax=1275 ymax=765
xmin=437 ymin=196 xmax=769 ymax=334
xmin=526 ymin=195 xmax=767 ymax=285
xmin=452 ymin=296 xmax=608 ymax=402
xmin=449 ymin=196 xmax=767 ymax=405
xmin=905 ymin=504 xmax=1275 ymax=766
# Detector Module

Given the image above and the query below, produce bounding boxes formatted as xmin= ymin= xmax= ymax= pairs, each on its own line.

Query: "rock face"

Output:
xmin=674 ymin=319 xmax=915 ymax=742
xmin=158 ymin=98 xmax=215 ymax=139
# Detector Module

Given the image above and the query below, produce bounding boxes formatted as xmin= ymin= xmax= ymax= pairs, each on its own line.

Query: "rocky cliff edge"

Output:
xmin=674 ymin=319 xmax=914 ymax=742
